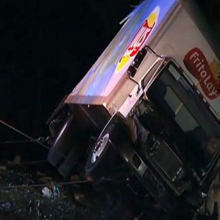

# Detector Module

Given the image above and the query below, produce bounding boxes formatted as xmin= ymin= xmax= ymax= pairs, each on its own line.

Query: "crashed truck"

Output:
xmin=47 ymin=0 xmax=220 ymax=219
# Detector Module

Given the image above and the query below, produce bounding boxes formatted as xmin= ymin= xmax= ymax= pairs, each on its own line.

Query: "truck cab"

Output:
xmin=85 ymin=56 xmax=220 ymax=216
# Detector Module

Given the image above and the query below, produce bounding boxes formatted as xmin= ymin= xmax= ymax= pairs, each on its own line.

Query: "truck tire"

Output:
xmin=86 ymin=123 xmax=122 ymax=181
xmin=58 ymin=142 xmax=85 ymax=178
xmin=93 ymin=179 xmax=139 ymax=220
xmin=47 ymin=115 xmax=77 ymax=166
xmin=106 ymin=199 xmax=138 ymax=220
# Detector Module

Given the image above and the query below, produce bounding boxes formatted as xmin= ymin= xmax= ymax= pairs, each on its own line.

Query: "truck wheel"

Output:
xmin=86 ymin=124 xmax=121 ymax=181
xmin=58 ymin=142 xmax=85 ymax=178
xmin=95 ymin=182 xmax=139 ymax=220
xmin=106 ymin=199 xmax=139 ymax=220
xmin=47 ymin=115 xmax=76 ymax=166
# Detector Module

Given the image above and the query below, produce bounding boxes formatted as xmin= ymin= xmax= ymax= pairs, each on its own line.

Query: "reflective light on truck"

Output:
xmin=116 ymin=6 xmax=160 ymax=73
xmin=70 ymin=0 xmax=178 ymax=99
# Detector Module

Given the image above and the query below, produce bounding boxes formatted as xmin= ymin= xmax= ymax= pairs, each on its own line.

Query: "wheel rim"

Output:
xmin=91 ymin=133 xmax=109 ymax=164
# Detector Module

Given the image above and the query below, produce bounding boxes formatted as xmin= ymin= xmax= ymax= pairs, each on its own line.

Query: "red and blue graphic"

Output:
xmin=71 ymin=0 xmax=179 ymax=104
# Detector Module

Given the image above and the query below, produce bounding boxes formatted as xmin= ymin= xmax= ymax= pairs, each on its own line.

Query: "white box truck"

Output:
xmin=47 ymin=0 xmax=220 ymax=219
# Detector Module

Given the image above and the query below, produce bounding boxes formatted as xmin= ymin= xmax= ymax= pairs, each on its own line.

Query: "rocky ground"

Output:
xmin=0 ymin=157 xmax=96 ymax=220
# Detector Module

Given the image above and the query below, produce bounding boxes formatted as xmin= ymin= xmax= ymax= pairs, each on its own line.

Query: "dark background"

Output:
xmin=0 ymin=0 xmax=219 ymax=140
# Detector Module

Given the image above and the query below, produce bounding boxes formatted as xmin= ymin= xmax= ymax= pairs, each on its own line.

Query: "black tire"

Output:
xmin=86 ymin=123 xmax=123 ymax=181
xmin=99 ymin=182 xmax=139 ymax=220
xmin=47 ymin=115 xmax=77 ymax=166
xmin=58 ymin=142 xmax=85 ymax=178
xmin=106 ymin=199 xmax=139 ymax=220
xmin=93 ymin=179 xmax=139 ymax=220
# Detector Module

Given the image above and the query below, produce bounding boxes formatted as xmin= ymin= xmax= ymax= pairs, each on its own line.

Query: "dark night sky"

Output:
xmin=0 ymin=0 xmax=219 ymax=140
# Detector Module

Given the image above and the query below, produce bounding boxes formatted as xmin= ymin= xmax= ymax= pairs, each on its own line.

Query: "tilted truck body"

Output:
xmin=47 ymin=0 xmax=220 ymax=219
xmin=65 ymin=0 xmax=220 ymax=118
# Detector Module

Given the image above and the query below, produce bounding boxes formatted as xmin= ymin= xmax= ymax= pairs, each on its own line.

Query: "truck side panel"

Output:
xmin=153 ymin=2 xmax=220 ymax=118
xmin=65 ymin=0 xmax=180 ymax=105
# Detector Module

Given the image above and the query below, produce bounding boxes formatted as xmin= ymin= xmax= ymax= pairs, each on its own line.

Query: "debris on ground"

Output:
xmin=0 ymin=161 xmax=94 ymax=220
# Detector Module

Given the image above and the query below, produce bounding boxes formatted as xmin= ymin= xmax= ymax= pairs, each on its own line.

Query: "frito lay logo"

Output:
xmin=116 ymin=6 xmax=160 ymax=72
xmin=184 ymin=48 xmax=220 ymax=100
